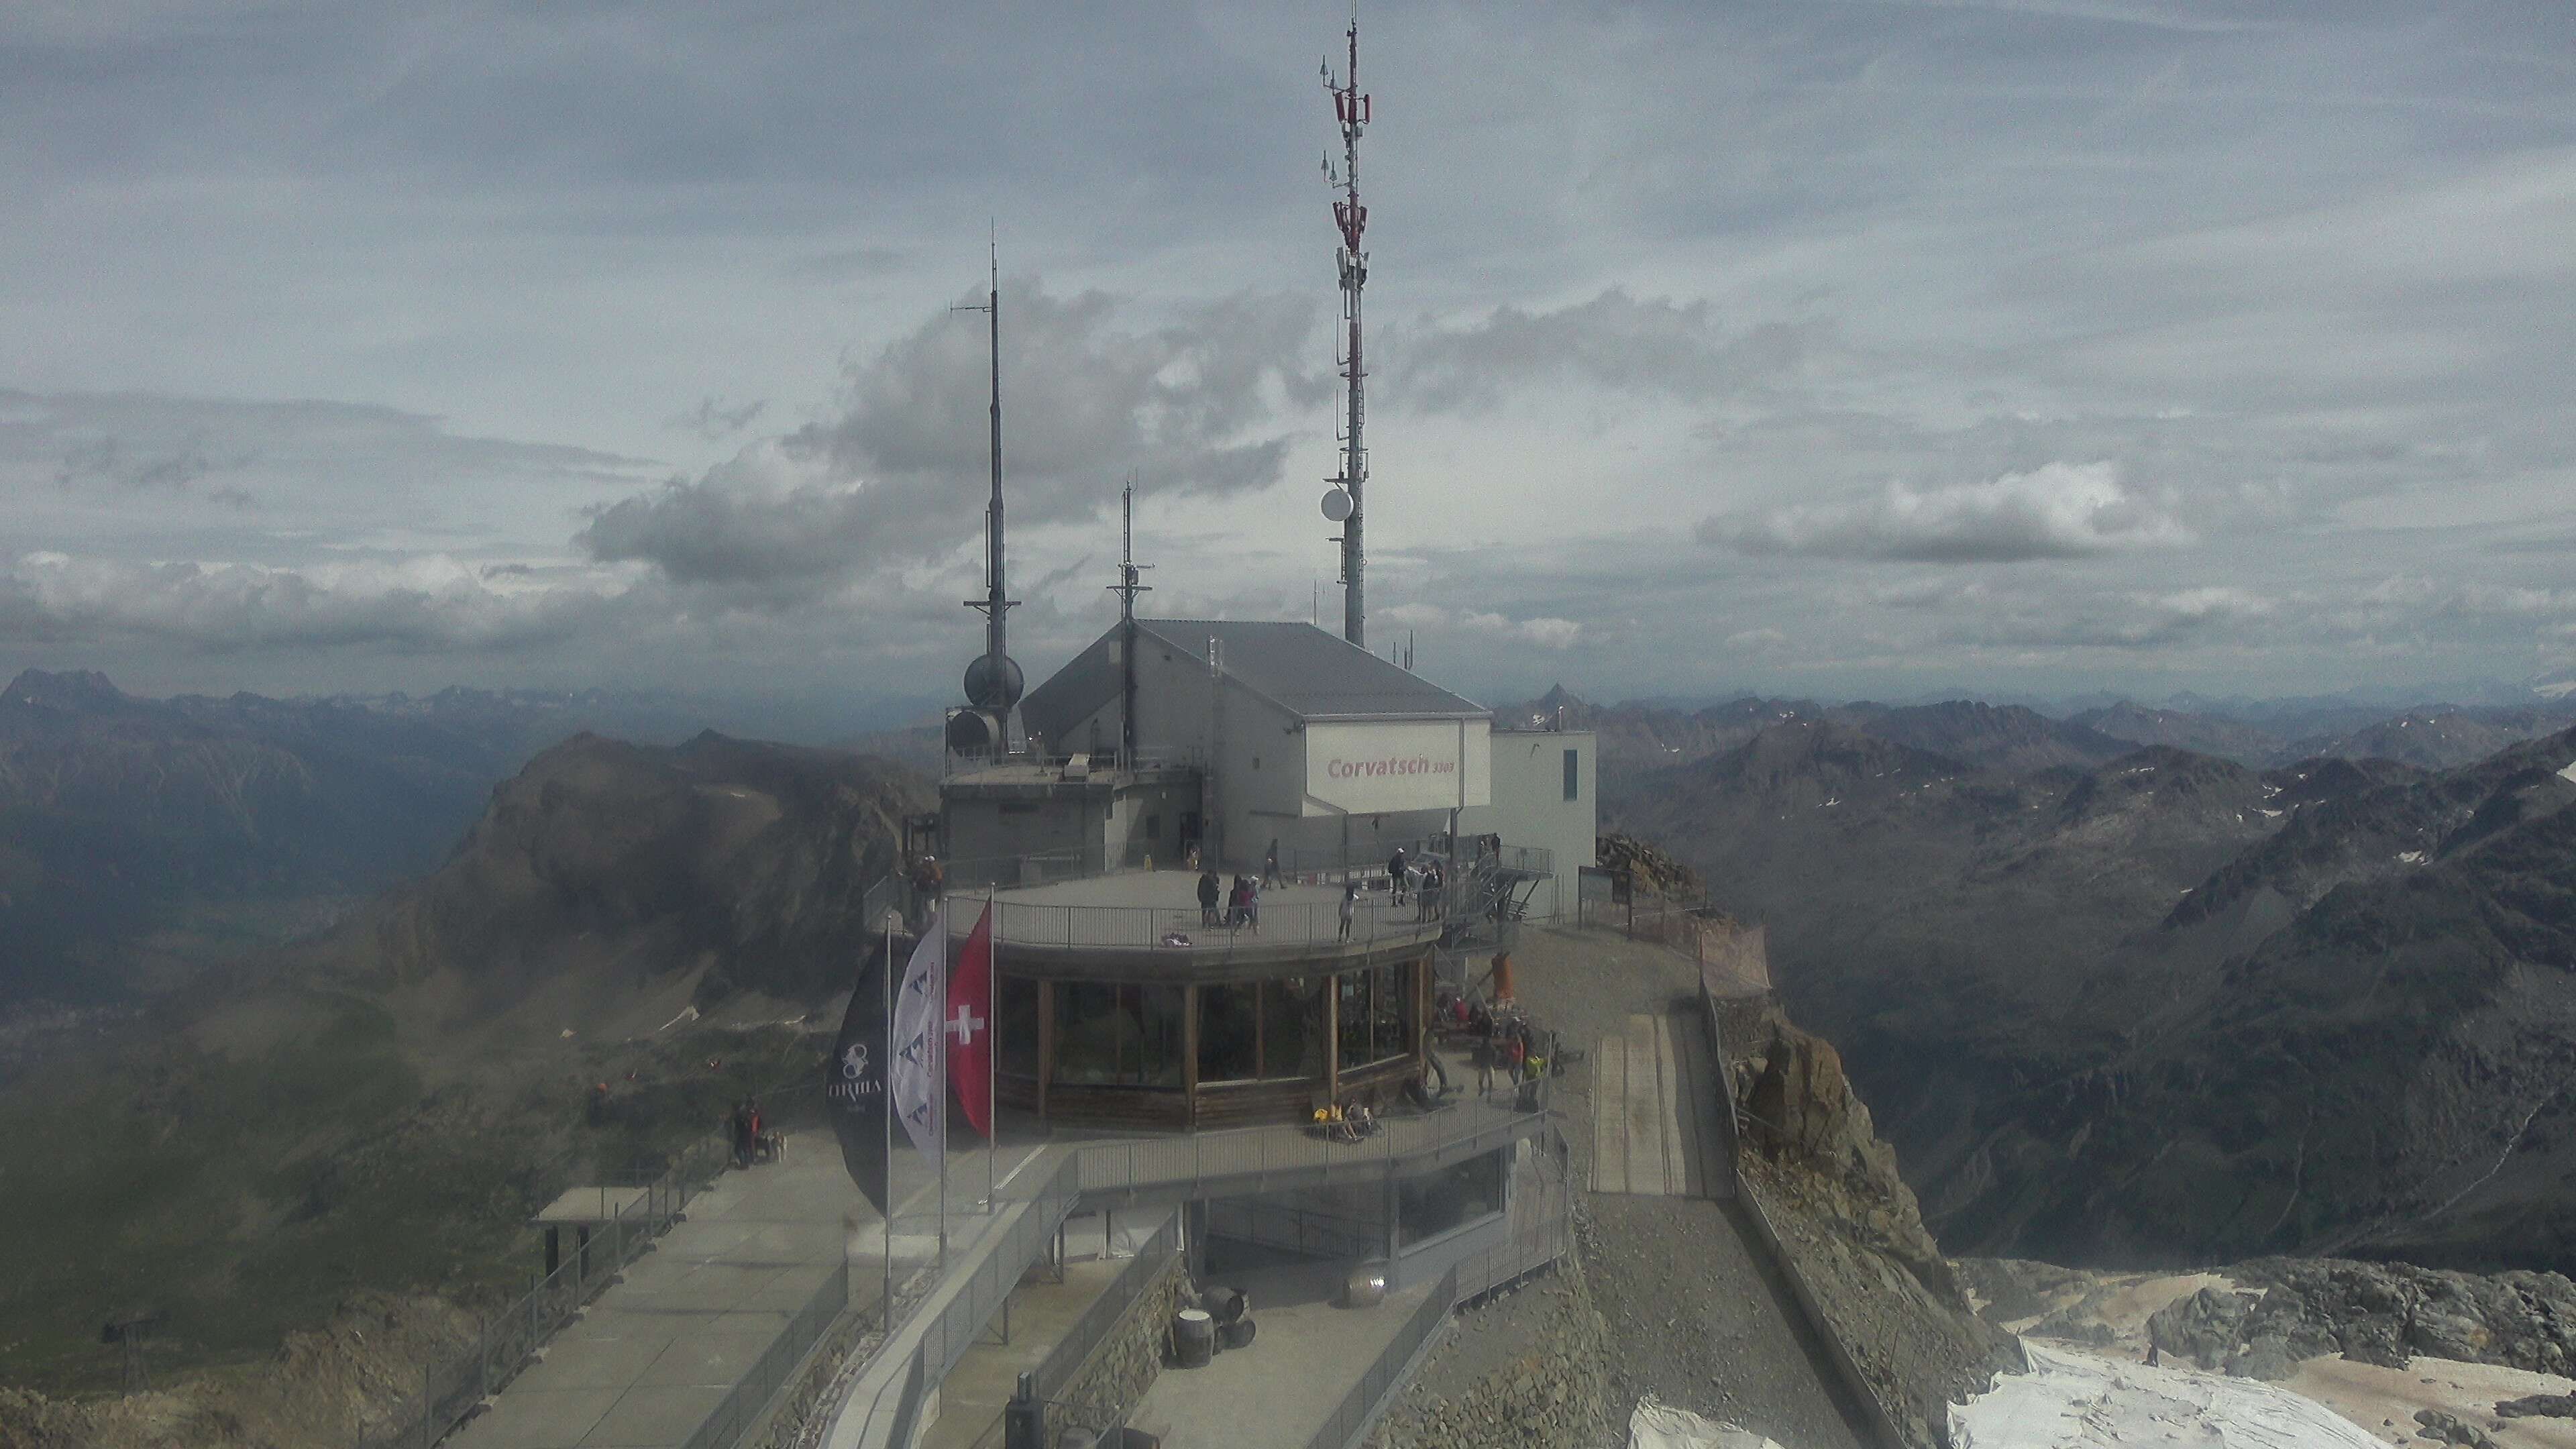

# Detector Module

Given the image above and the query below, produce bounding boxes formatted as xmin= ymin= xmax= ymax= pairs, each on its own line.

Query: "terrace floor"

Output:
xmin=949 ymin=869 xmax=1442 ymax=957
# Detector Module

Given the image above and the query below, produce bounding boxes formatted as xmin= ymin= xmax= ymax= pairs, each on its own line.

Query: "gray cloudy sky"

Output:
xmin=5 ymin=0 xmax=2573 ymax=714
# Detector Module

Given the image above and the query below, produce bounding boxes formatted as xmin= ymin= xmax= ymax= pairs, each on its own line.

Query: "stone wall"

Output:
xmin=1363 ymin=1254 xmax=1612 ymax=1449
xmin=1048 ymin=1252 xmax=1190 ymax=1442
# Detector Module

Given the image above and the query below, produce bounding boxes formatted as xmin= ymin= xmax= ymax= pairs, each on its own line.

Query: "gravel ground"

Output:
xmin=1506 ymin=924 xmax=1872 ymax=1449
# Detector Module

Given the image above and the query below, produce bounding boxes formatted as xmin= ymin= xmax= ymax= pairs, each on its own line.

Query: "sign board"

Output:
xmin=1303 ymin=718 xmax=1491 ymax=816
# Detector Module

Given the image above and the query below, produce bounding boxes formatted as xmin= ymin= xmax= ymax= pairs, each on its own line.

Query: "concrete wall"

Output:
xmin=1458 ymin=730 xmax=1596 ymax=920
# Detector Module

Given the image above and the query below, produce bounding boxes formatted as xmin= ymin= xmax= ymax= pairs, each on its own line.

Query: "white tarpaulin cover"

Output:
xmin=1628 ymin=1395 xmax=1784 ymax=1449
xmin=1948 ymin=1343 xmax=2383 ymax=1448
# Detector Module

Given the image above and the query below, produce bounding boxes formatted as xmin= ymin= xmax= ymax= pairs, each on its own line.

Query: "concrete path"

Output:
xmin=454 ymin=1152 xmax=855 ymax=1449
xmin=1126 ymin=1255 xmax=1428 ymax=1449
xmin=458 ymin=1134 xmax=1049 ymax=1449
xmin=1589 ymin=1010 xmax=1726 ymax=1196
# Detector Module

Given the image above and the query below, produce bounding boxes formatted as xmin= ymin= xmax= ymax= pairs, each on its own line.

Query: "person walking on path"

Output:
xmin=1245 ymin=873 xmax=1262 ymax=932
xmin=1264 ymin=839 xmax=1282 ymax=887
xmin=1338 ymin=880 xmax=1359 ymax=941
xmin=1473 ymin=1020 xmax=1497 ymax=1095
xmin=1387 ymin=847 xmax=1408 ymax=906
xmin=1198 ymin=869 xmax=1221 ymax=928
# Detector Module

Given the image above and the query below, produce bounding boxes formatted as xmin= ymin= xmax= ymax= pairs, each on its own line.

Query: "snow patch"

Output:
xmin=1948 ymin=1342 xmax=2381 ymax=1448
xmin=2258 ymin=808 xmax=2282 ymax=818
xmin=2559 ymin=759 xmax=2576 ymax=784
xmin=2398 ymin=850 xmax=2428 ymax=864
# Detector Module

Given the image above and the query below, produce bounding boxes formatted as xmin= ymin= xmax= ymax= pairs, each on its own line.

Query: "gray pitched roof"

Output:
xmin=1018 ymin=619 xmax=1487 ymax=745
xmin=1141 ymin=620 xmax=1487 ymax=720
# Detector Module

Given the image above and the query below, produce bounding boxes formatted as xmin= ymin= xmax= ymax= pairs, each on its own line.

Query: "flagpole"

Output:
xmin=987 ymin=912 xmax=998 ymax=1214
xmin=936 ymin=914 xmax=949 ymax=1269
xmin=880 ymin=916 xmax=894 ymax=1320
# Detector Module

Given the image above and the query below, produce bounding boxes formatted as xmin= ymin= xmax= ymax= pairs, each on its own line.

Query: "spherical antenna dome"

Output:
xmin=963 ymin=651 xmax=1024 ymax=710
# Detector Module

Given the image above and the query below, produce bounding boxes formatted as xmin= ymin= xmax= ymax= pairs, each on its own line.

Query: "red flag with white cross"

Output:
xmin=947 ymin=902 xmax=994 ymax=1138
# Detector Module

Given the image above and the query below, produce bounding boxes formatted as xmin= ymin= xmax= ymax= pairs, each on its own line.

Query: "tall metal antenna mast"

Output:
xmin=1108 ymin=478 xmax=1152 ymax=763
xmin=1323 ymin=5 xmax=1372 ymax=649
xmin=957 ymin=231 xmax=1023 ymax=744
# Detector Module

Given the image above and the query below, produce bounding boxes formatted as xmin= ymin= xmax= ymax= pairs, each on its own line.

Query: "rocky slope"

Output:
xmin=1616 ymin=712 xmax=2576 ymax=1273
xmin=0 ymin=732 xmax=929 ymax=1399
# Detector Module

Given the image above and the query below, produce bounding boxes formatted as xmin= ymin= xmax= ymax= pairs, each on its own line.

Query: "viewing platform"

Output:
xmin=947 ymin=869 xmax=1442 ymax=980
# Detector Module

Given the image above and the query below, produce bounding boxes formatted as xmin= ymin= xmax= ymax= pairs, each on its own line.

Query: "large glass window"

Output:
xmin=1397 ymin=1148 xmax=1507 ymax=1249
xmin=997 ymin=974 xmax=1038 ymax=1079
xmin=1263 ymin=977 xmax=1324 ymax=1079
xmin=1053 ymin=982 xmax=1187 ymax=1087
xmin=1199 ymin=983 xmax=1260 ymax=1083
xmin=1336 ymin=963 xmax=1413 ymax=1071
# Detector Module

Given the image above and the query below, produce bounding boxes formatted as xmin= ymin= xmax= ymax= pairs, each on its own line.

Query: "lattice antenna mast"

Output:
xmin=955 ymin=231 xmax=1024 ymax=741
xmin=1108 ymin=478 xmax=1152 ymax=763
xmin=1323 ymin=5 xmax=1372 ymax=649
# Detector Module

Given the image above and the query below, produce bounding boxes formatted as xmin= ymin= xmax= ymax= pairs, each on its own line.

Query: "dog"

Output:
xmin=753 ymin=1128 xmax=788 ymax=1165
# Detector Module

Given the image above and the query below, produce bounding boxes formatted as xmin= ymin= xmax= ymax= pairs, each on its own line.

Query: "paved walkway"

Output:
xmin=953 ymin=870 xmax=1440 ymax=955
xmin=1590 ymin=1010 xmax=1728 ymax=1197
xmin=455 ymin=1154 xmax=854 ymax=1449
xmin=1127 ymin=1252 xmax=1430 ymax=1449
xmin=458 ymin=1136 xmax=1050 ymax=1449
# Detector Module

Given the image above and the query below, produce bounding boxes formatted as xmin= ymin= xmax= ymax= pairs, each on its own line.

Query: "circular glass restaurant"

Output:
xmin=959 ymin=870 xmax=1440 ymax=1128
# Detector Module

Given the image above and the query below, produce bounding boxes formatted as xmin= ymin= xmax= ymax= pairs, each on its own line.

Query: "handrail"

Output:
xmin=356 ymin=1132 xmax=730 ymax=1449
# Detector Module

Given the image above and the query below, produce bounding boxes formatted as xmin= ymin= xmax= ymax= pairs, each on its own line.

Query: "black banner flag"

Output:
xmin=824 ymin=941 xmax=892 ymax=1216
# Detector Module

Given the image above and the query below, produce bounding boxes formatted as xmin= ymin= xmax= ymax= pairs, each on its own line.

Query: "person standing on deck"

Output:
xmin=1338 ymin=880 xmax=1359 ymax=941
xmin=1387 ymin=847 xmax=1408 ymax=906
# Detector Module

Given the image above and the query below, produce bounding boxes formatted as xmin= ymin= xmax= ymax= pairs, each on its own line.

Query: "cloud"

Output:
xmin=580 ymin=280 xmax=1326 ymax=597
xmin=1387 ymin=289 xmax=1819 ymax=415
xmin=674 ymin=396 xmax=767 ymax=441
xmin=1388 ymin=604 xmax=1582 ymax=651
xmin=1 ymin=550 xmax=610 ymax=654
xmin=1705 ymin=462 xmax=2194 ymax=564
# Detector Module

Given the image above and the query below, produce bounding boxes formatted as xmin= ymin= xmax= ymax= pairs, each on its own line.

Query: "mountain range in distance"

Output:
xmin=1593 ymin=685 xmax=2576 ymax=1275
xmin=0 ymin=668 xmax=941 ymax=1007
xmin=1507 ymin=680 xmax=2576 ymax=778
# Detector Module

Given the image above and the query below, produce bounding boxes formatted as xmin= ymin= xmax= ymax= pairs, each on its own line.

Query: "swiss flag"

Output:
xmin=947 ymin=902 xmax=995 ymax=1138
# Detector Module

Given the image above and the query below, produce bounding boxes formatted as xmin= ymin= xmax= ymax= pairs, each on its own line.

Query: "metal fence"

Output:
xmin=959 ymin=894 xmax=1447 ymax=957
xmin=849 ymin=1152 xmax=1088 ymax=1448
xmin=357 ymin=1134 xmax=728 ymax=1449
xmin=1071 ymin=1084 xmax=1552 ymax=1206
xmin=675 ymin=1260 xmax=854 ymax=1449
xmin=1301 ymin=1263 xmax=1460 ymax=1449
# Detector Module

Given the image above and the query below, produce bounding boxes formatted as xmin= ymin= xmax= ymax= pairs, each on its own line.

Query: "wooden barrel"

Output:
xmin=1172 ymin=1307 xmax=1214 ymax=1367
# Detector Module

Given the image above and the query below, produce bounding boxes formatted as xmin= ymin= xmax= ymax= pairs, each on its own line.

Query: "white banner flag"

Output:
xmin=890 ymin=908 xmax=945 ymax=1169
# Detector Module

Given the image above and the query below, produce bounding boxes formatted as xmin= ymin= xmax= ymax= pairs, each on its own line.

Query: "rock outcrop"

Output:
xmin=2145 ymin=1258 xmax=2576 ymax=1382
xmin=1731 ymin=1011 xmax=2023 ymax=1448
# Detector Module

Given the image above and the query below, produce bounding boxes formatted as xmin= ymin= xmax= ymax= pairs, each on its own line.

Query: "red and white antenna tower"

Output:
xmin=1321 ymin=4 xmax=1373 ymax=649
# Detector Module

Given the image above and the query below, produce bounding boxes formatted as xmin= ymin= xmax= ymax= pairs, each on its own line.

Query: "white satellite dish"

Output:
xmin=1320 ymin=486 xmax=1354 ymax=522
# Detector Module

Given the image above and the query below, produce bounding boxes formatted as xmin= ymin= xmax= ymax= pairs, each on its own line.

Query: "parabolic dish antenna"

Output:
xmin=1320 ymin=486 xmax=1354 ymax=522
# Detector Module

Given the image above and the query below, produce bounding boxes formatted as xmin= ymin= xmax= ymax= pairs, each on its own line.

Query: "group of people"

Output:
xmin=1386 ymin=847 xmax=1448 ymax=924
xmin=1446 ymin=996 xmax=1544 ymax=1096
xmin=1198 ymin=869 xmax=1263 ymax=930
xmin=729 ymin=1095 xmax=767 ymax=1169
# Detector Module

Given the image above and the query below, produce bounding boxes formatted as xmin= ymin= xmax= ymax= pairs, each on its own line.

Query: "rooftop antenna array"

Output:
xmin=955 ymin=229 xmax=1022 ymax=753
xmin=1320 ymin=3 xmax=1373 ymax=650
xmin=1108 ymin=478 xmax=1152 ymax=763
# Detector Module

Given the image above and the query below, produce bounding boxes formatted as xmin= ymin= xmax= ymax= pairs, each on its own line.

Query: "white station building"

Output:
xmin=942 ymin=617 xmax=1593 ymax=916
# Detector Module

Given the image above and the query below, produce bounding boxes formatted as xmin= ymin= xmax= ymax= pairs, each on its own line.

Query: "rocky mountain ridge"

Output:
xmin=1615 ymin=710 xmax=2576 ymax=1273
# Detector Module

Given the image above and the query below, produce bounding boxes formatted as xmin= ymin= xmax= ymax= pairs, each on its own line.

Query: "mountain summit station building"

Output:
xmin=932 ymin=618 xmax=1595 ymax=1130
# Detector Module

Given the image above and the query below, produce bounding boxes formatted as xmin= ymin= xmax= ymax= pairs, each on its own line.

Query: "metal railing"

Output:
xmin=357 ymin=1134 xmax=729 ymax=1449
xmin=852 ymin=1152 xmax=1087 ymax=1448
xmin=1071 ymin=1083 xmax=1551 ymax=1206
xmin=677 ymin=1260 xmax=853 ymax=1449
xmin=1208 ymin=1199 xmax=1383 ymax=1260
xmin=955 ymin=894 xmax=1448 ymax=957
xmin=1302 ymin=1263 xmax=1460 ymax=1449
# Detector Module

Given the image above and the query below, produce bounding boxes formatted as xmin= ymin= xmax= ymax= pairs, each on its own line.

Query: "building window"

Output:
xmin=1263 ymin=977 xmax=1324 ymax=1079
xmin=1053 ymin=982 xmax=1185 ymax=1088
xmin=1564 ymin=747 xmax=1579 ymax=802
xmin=1199 ymin=983 xmax=1260 ymax=1083
xmin=997 ymin=974 xmax=1038 ymax=1079
xmin=1336 ymin=962 xmax=1413 ymax=1073
xmin=1397 ymin=1147 xmax=1507 ymax=1250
